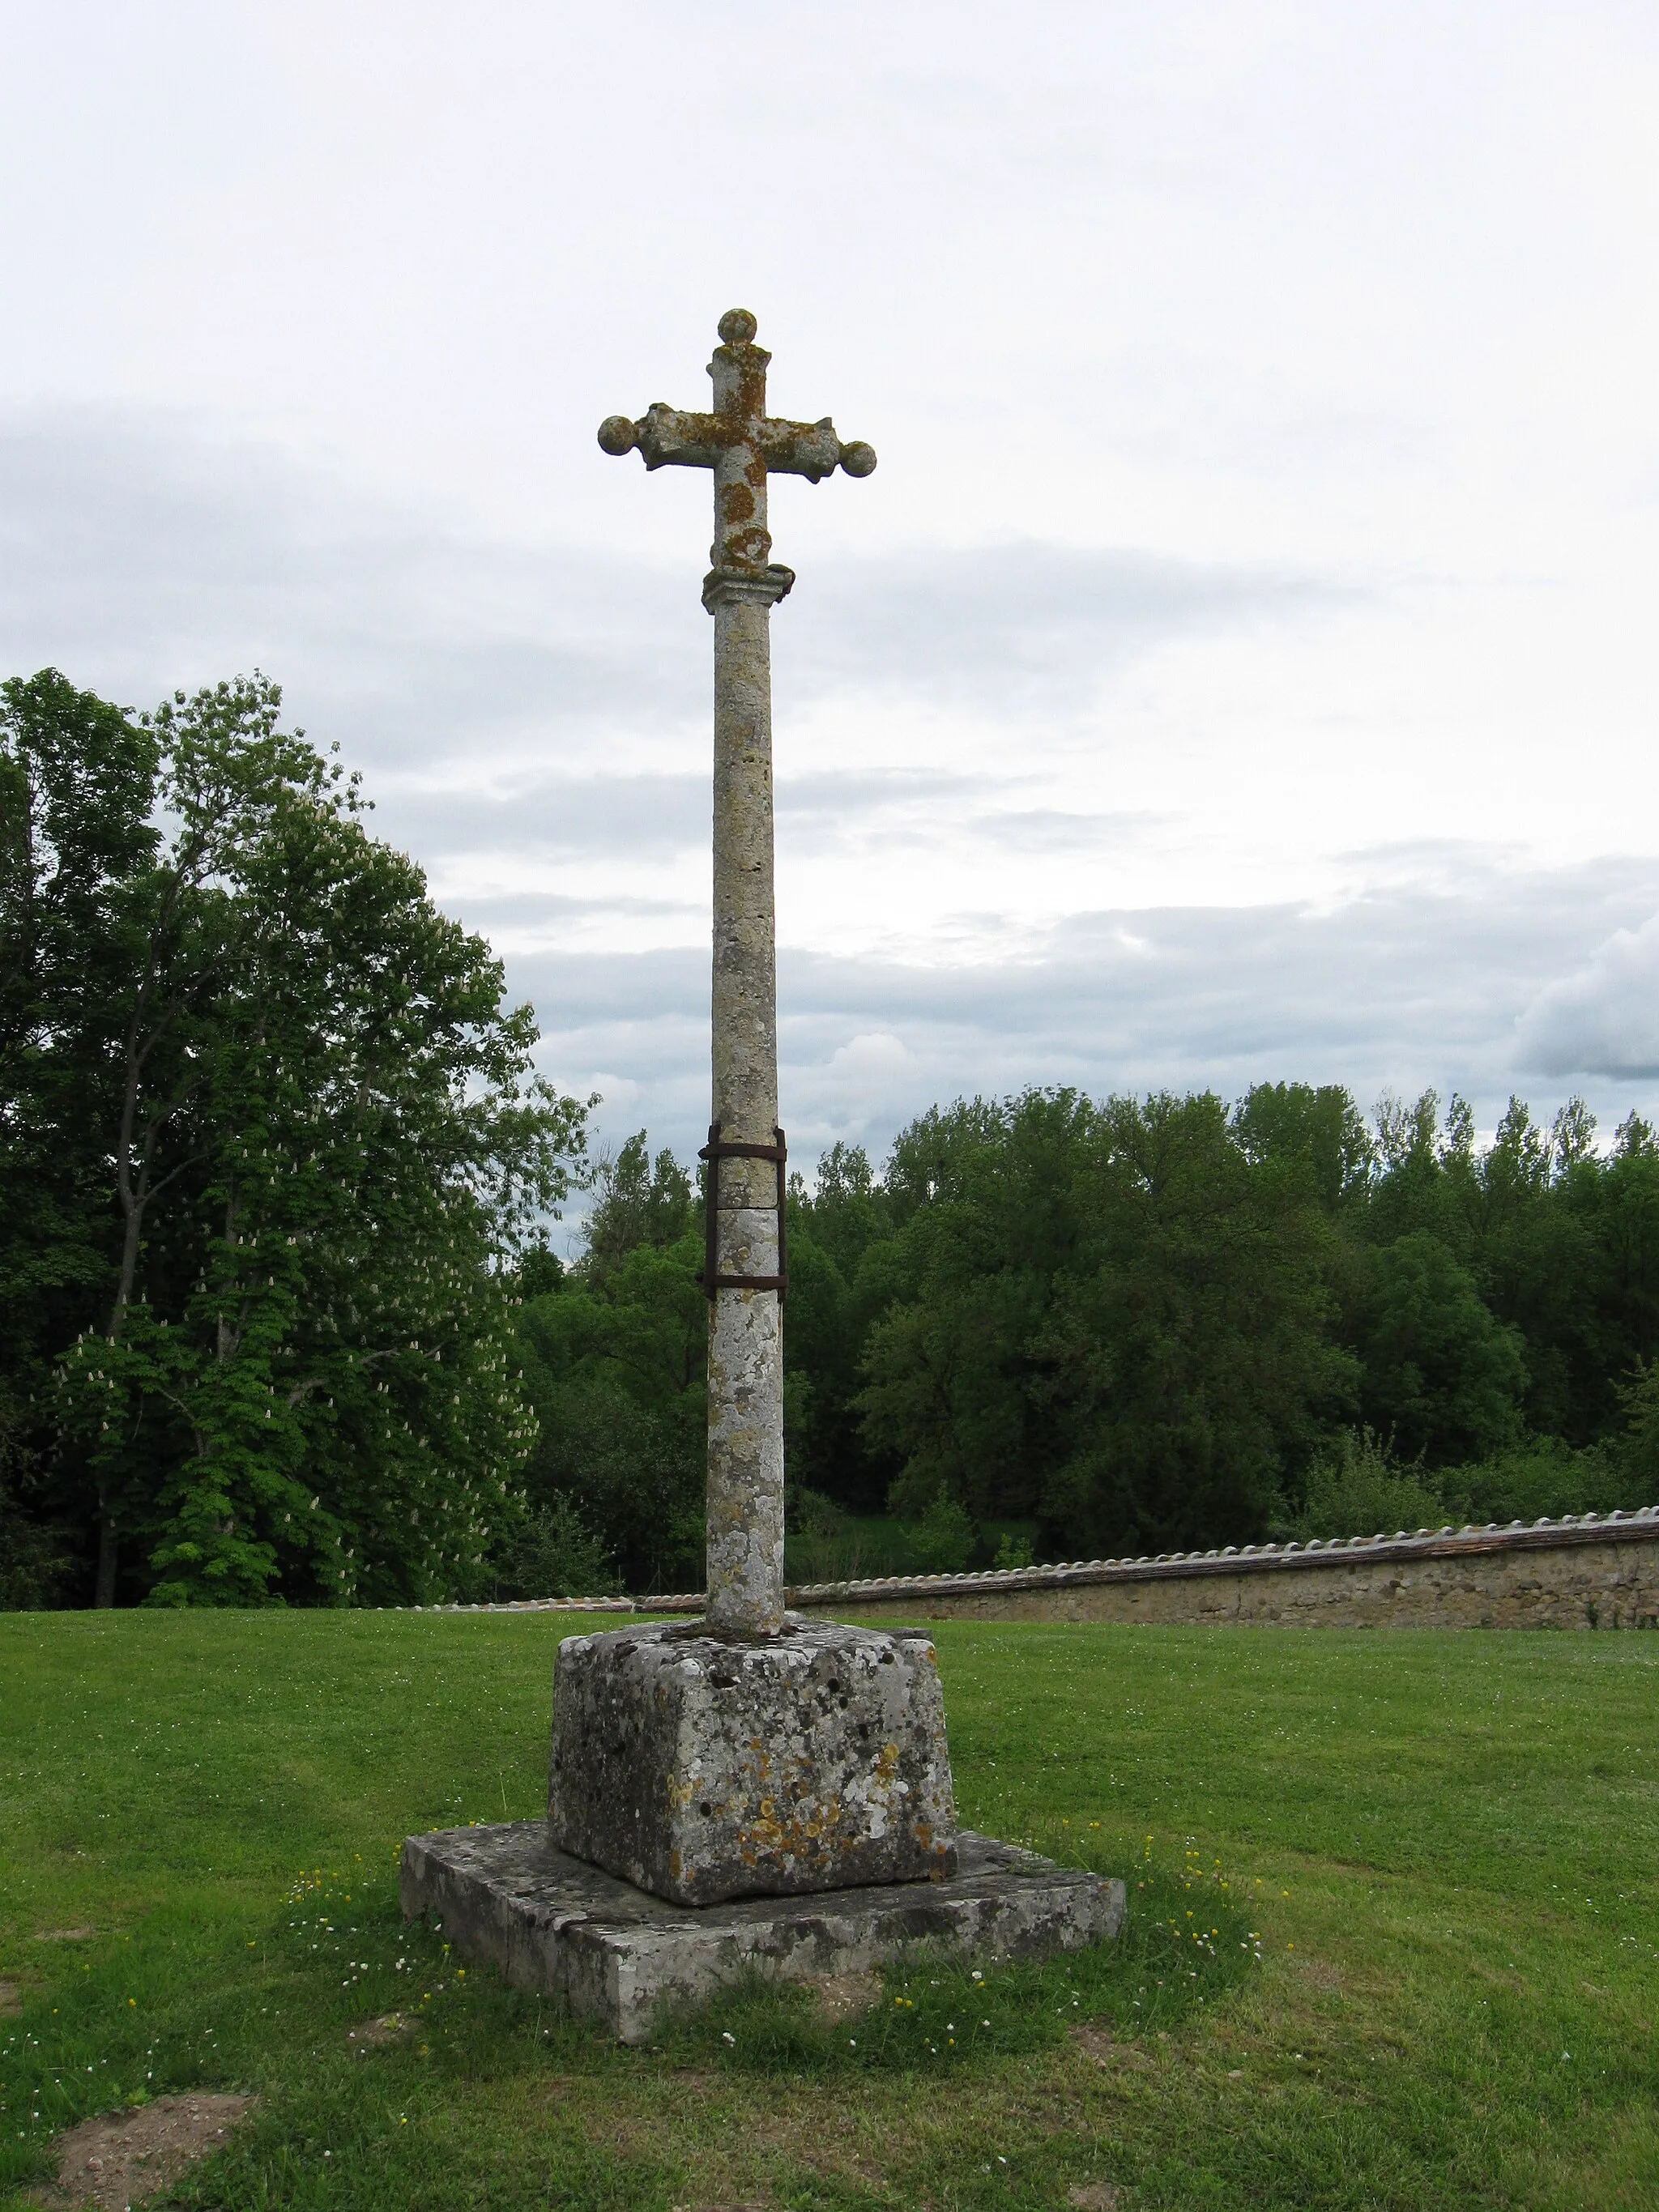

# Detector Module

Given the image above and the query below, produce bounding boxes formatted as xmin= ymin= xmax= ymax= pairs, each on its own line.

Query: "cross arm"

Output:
xmin=598 ymin=406 xmax=876 ymax=481
xmin=599 ymin=403 xmax=722 ymax=471
xmin=761 ymin=416 xmax=877 ymax=482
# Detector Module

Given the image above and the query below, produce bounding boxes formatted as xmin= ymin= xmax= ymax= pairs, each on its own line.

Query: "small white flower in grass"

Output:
xmin=721 ymin=2031 xmax=736 ymax=2046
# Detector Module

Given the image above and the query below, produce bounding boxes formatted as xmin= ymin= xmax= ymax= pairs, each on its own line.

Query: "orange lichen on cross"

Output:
xmin=598 ymin=308 xmax=876 ymax=594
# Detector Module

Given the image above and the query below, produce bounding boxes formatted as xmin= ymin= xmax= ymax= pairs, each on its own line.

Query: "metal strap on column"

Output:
xmin=697 ymin=1122 xmax=787 ymax=1299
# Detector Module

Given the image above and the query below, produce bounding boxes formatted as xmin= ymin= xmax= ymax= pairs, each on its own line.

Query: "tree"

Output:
xmin=580 ymin=1132 xmax=693 ymax=1287
xmin=857 ymin=1090 xmax=1355 ymax=1557
xmin=858 ymin=1091 xmax=1097 ymax=1525
xmin=1038 ymin=1091 xmax=1356 ymax=1552
xmin=0 ymin=673 xmax=163 ymax=1592
xmin=780 ymin=1145 xmax=899 ymax=1508
xmin=1355 ymin=1230 xmax=1527 ymax=1464
xmin=1606 ymin=1359 xmax=1659 ymax=1507
xmin=490 ymin=1495 xmax=620 ymax=1600
xmin=515 ymin=1226 xmax=707 ymax=1593
xmin=19 ymin=688 xmax=1659 ymax=1609
xmin=2 ymin=671 xmax=587 ymax=1605
xmin=1233 ymin=1082 xmax=1373 ymax=1213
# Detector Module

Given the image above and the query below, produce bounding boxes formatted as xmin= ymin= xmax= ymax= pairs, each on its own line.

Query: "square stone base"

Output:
xmin=548 ymin=1617 xmax=957 ymax=1905
xmin=402 ymin=1821 xmax=1124 ymax=2044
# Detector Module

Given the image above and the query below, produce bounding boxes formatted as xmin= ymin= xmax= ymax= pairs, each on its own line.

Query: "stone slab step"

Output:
xmin=402 ymin=1821 xmax=1123 ymax=2044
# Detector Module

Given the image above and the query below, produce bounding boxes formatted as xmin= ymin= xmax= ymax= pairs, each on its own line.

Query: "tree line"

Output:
xmin=510 ymin=1083 xmax=1659 ymax=1595
xmin=5 ymin=670 xmax=1658 ymax=1607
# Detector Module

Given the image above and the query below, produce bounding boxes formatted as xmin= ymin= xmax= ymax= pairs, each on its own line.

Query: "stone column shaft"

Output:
xmin=705 ymin=573 xmax=787 ymax=1635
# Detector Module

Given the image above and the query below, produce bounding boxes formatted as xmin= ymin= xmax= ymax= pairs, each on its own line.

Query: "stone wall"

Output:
xmin=783 ymin=1511 xmax=1659 ymax=1631
xmin=421 ymin=1507 xmax=1659 ymax=1632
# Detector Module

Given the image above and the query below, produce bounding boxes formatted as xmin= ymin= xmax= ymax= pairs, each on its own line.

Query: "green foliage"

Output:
xmin=1609 ymin=1357 xmax=1659 ymax=1502
xmin=0 ymin=674 xmax=162 ymax=1529
xmin=512 ymin=1228 xmax=706 ymax=1593
xmin=0 ymin=1465 xmax=72 ymax=1610
xmin=488 ymin=1496 xmax=620 ymax=1600
xmin=859 ymin=1089 xmax=1355 ymax=1558
xmin=0 ymin=670 xmax=586 ymax=1608
xmin=782 ymin=1493 xmax=1038 ymax=1585
xmin=520 ymin=1078 xmax=1659 ymax=1588
xmin=905 ymin=1483 xmax=977 ymax=1572
xmin=1356 ymin=1230 xmax=1529 ymax=1464
xmin=1287 ymin=1428 xmax=1449 ymax=1540
xmin=1232 ymin=1080 xmax=1374 ymax=1212
xmin=777 ymin=1141 xmax=896 ymax=1505
xmin=1443 ymin=1437 xmax=1620 ymax=1525
xmin=1290 ymin=1408 xmax=1659 ymax=1542
xmin=782 ymin=1492 xmax=888 ymax=1584
xmin=579 ymin=1131 xmax=693 ymax=1287
xmin=859 ymin=1079 xmax=1659 ymax=1559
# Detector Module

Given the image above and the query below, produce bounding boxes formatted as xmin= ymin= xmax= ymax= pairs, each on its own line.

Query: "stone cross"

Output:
xmin=599 ymin=310 xmax=876 ymax=1638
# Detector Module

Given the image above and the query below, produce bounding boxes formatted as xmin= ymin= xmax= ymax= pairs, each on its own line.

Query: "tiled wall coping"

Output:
xmin=398 ymin=1502 xmax=1659 ymax=1616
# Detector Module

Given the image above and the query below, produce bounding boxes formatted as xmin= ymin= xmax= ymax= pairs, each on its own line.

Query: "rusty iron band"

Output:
xmin=697 ymin=1121 xmax=787 ymax=1301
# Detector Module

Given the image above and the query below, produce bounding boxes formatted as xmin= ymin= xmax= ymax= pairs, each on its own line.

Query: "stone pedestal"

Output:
xmin=403 ymin=1613 xmax=1126 ymax=2038
xmin=402 ymin=1822 xmax=1124 ymax=2044
xmin=548 ymin=1618 xmax=956 ymax=1906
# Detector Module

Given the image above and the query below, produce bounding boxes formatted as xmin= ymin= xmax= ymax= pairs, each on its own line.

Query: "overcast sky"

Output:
xmin=4 ymin=0 xmax=1658 ymax=1217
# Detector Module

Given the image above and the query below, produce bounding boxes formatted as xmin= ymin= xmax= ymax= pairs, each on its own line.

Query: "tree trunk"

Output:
xmin=93 ymin=1172 xmax=145 ymax=1611
xmin=94 ymin=1485 xmax=118 ymax=1609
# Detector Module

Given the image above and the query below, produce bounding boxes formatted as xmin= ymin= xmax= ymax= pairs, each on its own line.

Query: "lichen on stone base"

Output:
xmin=548 ymin=1616 xmax=957 ymax=1906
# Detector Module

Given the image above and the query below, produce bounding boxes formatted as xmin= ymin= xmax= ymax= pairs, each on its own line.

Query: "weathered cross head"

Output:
xmin=599 ymin=309 xmax=876 ymax=591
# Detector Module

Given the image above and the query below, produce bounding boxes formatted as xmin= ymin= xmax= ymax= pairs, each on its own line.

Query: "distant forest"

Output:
xmin=6 ymin=669 xmax=1659 ymax=1608
xmin=527 ymin=1085 xmax=1659 ymax=1596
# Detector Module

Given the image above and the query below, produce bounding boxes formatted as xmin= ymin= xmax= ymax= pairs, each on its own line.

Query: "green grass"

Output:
xmin=1 ymin=1613 xmax=1656 ymax=2210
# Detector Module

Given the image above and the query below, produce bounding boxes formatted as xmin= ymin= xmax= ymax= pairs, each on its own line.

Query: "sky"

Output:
xmin=4 ymin=0 xmax=1659 ymax=1221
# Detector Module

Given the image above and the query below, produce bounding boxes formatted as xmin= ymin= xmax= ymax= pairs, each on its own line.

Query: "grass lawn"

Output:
xmin=2 ymin=1612 xmax=1656 ymax=2210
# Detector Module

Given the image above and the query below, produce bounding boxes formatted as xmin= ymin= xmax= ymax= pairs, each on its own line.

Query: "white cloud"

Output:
xmin=5 ymin=2 xmax=1659 ymax=1201
xmin=519 ymin=855 xmax=1659 ymax=1174
xmin=1514 ymin=915 xmax=1659 ymax=1080
xmin=793 ymin=1033 xmax=924 ymax=1143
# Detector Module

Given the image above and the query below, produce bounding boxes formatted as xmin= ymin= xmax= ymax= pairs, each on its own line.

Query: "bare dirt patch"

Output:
xmin=0 ymin=1980 xmax=22 ymax=2015
xmin=1068 ymin=2185 xmax=1121 ymax=2210
xmin=33 ymin=1929 xmax=94 ymax=1944
xmin=1069 ymin=2023 xmax=1155 ymax=2073
xmin=348 ymin=2010 xmax=412 ymax=2049
xmin=619 ymin=2086 xmax=885 ymax=2199
xmin=808 ymin=1970 xmax=883 ymax=2020
xmin=29 ymin=2093 xmax=254 ymax=2211
xmin=728 ymin=2095 xmax=889 ymax=2192
xmin=1295 ymin=1956 xmax=1346 ymax=1993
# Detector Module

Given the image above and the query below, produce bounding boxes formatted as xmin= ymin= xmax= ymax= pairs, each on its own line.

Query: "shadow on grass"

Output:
xmin=651 ymin=1865 xmax=1259 ymax=2080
